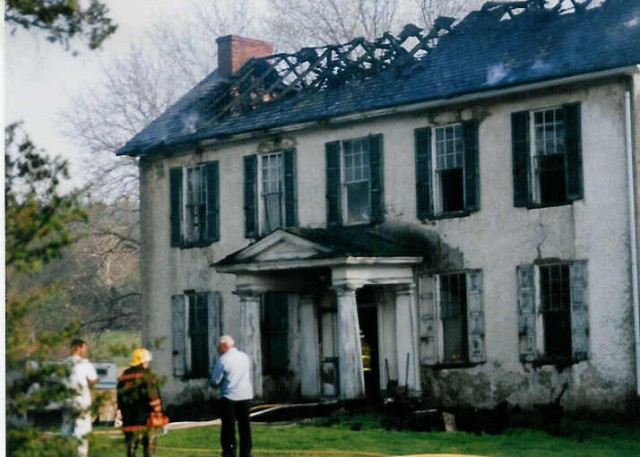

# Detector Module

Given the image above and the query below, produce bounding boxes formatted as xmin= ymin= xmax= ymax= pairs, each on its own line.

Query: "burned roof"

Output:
xmin=117 ymin=0 xmax=640 ymax=157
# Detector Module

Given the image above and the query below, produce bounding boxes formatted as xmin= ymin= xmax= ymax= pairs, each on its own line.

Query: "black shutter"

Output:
xmin=325 ymin=141 xmax=342 ymax=226
xmin=243 ymin=155 xmax=258 ymax=238
xmin=369 ymin=134 xmax=384 ymax=224
xmin=512 ymin=111 xmax=531 ymax=207
xmin=415 ymin=127 xmax=433 ymax=219
xmin=462 ymin=120 xmax=480 ymax=213
xmin=205 ymin=161 xmax=220 ymax=242
xmin=169 ymin=167 xmax=183 ymax=247
xmin=284 ymin=148 xmax=298 ymax=227
xmin=564 ymin=103 xmax=583 ymax=202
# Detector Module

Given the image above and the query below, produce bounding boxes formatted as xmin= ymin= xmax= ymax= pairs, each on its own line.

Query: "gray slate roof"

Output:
xmin=117 ymin=0 xmax=640 ymax=157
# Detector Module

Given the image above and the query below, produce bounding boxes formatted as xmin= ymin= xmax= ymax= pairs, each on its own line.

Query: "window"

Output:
xmin=440 ymin=273 xmax=469 ymax=362
xmin=261 ymin=292 xmax=289 ymax=375
xmin=512 ymin=103 xmax=583 ymax=208
xmin=415 ymin=120 xmax=479 ymax=219
xmin=170 ymin=161 xmax=219 ymax=247
xmin=171 ymin=292 xmax=221 ymax=378
xmin=325 ymin=134 xmax=384 ymax=226
xmin=244 ymin=149 xmax=297 ymax=238
xmin=418 ymin=270 xmax=485 ymax=366
xmin=517 ymin=261 xmax=589 ymax=364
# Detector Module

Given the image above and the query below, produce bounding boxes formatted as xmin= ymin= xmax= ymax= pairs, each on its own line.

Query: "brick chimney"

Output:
xmin=216 ymin=35 xmax=274 ymax=79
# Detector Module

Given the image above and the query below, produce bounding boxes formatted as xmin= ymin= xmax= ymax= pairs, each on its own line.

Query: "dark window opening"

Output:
xmin=538 ymin=154 xmax=567 ymax=205
xmin=440 ymin=273 xmax=468 ymax=363
xmin=262 ymin=292 xmax=289 ymax=375
xmin=540 ymin=264 xmax=572 ymax=359
xmin=440 ymin=168 xmax=465 ymax=213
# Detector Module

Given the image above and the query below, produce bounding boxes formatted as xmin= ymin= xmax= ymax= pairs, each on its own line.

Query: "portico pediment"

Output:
xmin=220 ymin=229 xmax=333 ymax=265
xmin=215 ymin=226 xmax=430 ymax=274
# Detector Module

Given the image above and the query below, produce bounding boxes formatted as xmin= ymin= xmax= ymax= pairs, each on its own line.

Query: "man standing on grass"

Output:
xmin=210 ymin=335 xmax=254 ymax=457
xmin=62 ymin=338 xmax=98 ymax=457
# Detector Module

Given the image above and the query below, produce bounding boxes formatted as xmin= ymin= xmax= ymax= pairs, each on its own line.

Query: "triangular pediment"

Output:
xmin=232 ymin=229 xmax=333 ymax=264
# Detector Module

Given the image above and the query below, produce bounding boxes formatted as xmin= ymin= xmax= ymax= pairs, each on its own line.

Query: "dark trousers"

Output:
xmin=124 ymin=430 xmax=156 ymax=457
xmin=219 ymin=398 xmax=252 ymax=457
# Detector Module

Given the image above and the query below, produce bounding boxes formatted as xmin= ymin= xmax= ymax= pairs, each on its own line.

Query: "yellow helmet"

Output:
xmin=131 ymin=348 xmax=152 ymax=366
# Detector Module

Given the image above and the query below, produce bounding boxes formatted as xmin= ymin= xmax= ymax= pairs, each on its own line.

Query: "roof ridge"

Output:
xmin=205 ymin=18 xmax=458 ymax=123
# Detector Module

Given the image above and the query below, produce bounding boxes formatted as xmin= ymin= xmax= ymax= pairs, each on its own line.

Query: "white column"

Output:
xmin=299 ymin=294 xmax=320 ymax=398
xmin=334 ymin=285 xmax=365 ymax=399
xmin=395 ymin=284 xmax=421 ymax=396
xmin=237 ymin=291 xmax=263 ymax=398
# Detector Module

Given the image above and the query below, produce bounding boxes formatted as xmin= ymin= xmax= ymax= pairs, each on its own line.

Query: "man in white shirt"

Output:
xmin=62 ymin=338 xmax=98 ymax=457
xmin=210 ymin=335 xmax=254 ymax=457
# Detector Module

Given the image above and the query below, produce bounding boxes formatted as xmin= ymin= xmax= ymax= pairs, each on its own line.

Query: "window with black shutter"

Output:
xmin=512 ymin=103 xmax=583 ymax=208
xmin=325 ymin=134 xmax=384 ymax=226
xmin=244 ymin=149 xmax=298 ymax=238
xmin=169 ymin=161 xmax=220 ymax=248
xmin=414 ymin=121 xmax=479 ymax=219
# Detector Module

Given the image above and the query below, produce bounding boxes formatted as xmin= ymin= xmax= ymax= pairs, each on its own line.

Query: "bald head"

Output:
xmin=218 ymin=335 xmax=235 ymax=354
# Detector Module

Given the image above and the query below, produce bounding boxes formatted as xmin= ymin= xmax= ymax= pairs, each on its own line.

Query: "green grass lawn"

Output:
xmin=90 ymin=413 xmax=640 ymax=457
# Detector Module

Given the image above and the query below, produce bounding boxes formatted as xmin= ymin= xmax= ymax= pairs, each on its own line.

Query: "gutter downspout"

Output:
xmin=624 ymin=87 xmax=640 ymax=397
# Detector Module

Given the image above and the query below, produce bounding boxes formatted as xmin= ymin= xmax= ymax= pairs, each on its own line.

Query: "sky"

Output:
xmin=4 ymin=0 xmax=215 ymax=185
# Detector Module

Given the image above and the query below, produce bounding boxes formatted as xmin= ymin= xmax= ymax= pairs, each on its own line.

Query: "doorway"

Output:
xmin=357 ymin=287 xmax=380 ymax=398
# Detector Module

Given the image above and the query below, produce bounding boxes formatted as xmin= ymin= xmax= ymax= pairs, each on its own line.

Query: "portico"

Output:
xmin=215 ymin=227 xmax=425 ymax=401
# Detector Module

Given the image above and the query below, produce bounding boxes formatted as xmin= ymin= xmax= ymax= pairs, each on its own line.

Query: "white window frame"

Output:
xmin=432 ymin=123 xmax=465 ymax=215
xmin=529 ymin=106 xmax=566 ymax=205
xmin=183 ymin=164 xmax=208 ymax=244
xmin=341 ymin=137 xmax=372 ymax=225
xmin=434 ymin=271 xmax=468 ymax=363
xmin=259 ymin=151 xmax=285 ymax=235
xmin=534 ymin=262 xmax=572 ymax=359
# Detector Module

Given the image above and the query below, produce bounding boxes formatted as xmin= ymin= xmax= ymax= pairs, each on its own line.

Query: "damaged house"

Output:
xmin=117 ymin=0 xmax=640 ymax=414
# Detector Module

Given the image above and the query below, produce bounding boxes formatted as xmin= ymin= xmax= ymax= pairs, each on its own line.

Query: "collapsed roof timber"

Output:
xmin=209 ymin=0 xmax=598 ymax=121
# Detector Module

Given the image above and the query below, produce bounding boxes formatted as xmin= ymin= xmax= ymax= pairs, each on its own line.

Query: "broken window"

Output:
xmin=261 ymin=292 xmax=289 ymax=375
xmin=415 ymin=120 xmax=480 ymax=219
xmin=512 ymin=103 xmax=583 ymax=208
xmin=517 ymin=260 xmax=589 ymax=364
xmin=418 ymin=270 xmax=485 ymax=366
xmin=244 ymin=149 xmax=297 ymax=238
xmin=171 ymin=292 xmax=222 ymax=379
xmin=325 ymin=135 xmax=384 ymax=226
xmin=170 ymin=161 xmax=220 ymax=247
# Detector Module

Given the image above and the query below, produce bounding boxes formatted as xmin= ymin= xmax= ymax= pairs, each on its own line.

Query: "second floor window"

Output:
xmin=512 ymin=103 xmax=583 ymax=208
xmin=244 ymin=149 xmax=297 ymax=238
xmin=170 ymin=161 xmax=219 ymax=248
xmin=325 ymin=134 xmax=384 ymax=226
xmin=415 ymin=120 xmax=480 ymax=219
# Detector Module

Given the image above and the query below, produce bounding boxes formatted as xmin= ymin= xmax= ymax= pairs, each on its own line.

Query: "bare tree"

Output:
xmin=262 ymin=0 xmax=482 ymax=51
xmin=263 ymin=0 xmax=411 ymax=50
xmin=413 ymin=0 xmax=485 ymax=30
xmin=62 ymin=0 xmax=254 ymax=202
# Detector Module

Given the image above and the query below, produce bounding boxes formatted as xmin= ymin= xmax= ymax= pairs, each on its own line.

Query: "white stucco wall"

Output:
xmin=139 ymin=77 xmax=638 ymax=412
